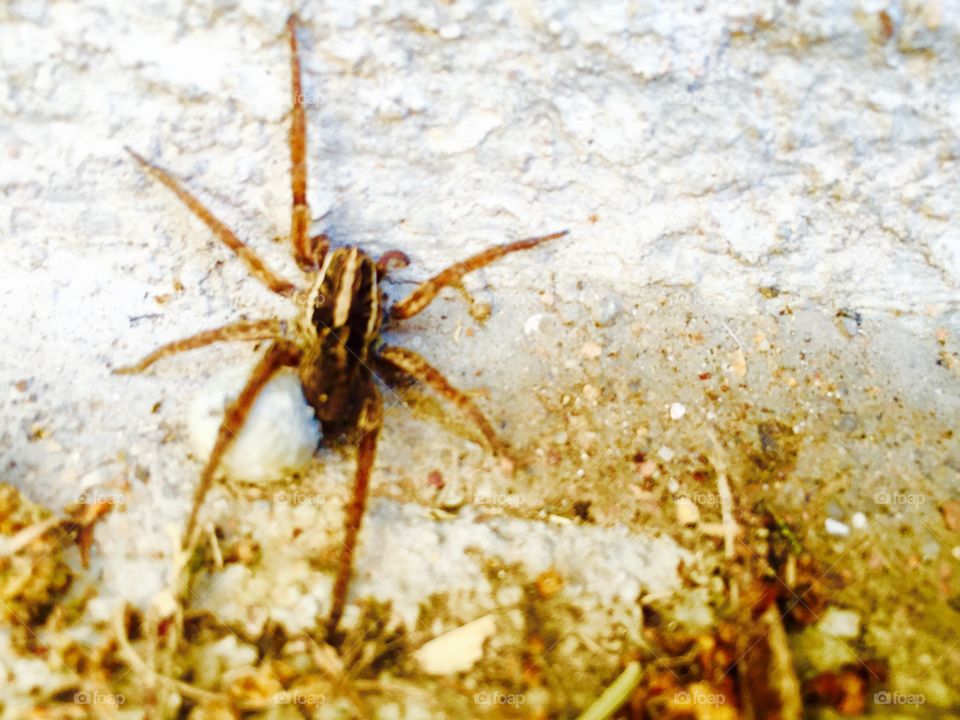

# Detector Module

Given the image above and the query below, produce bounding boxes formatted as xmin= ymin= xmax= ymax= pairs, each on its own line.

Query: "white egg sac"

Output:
xmin=187 ymin=360 xmax=322 ymax=483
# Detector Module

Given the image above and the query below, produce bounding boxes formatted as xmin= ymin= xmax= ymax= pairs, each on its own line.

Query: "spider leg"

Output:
xmin=182 ymin=341 xmax=302 ymax=549
xmin=376 ymin=249 xmax=411 ymax=276
xmin=287 ymin=14 xmax=329 ymax=270
xmin=451 ymin=280 xmax=492 ymax=323
xmin=326 ymin=384 xmax=383 ymax=641
xmin=125 ymin=148 xmax=298 ymax=297
xmin=389 ymin=230 xmax=568 ymax=320
xmin=113 ymin=318 xmax=284 ymax=375
xmin=376 ymin=344 xmax=510 ymax=459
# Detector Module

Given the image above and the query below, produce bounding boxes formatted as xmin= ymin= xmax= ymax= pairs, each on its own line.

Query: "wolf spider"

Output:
xmin=116 ymin=15 xmax=567 ymax=639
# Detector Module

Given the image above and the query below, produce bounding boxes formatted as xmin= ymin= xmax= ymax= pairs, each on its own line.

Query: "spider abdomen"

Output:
xmin=299 ymin=247 xmax=383 ymax=432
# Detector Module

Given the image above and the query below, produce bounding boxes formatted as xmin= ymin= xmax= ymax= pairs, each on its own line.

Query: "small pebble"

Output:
xmin=581 ymin=341 xmax=602 ymax=359
xmin=414 ymin=615 xmax=496 ymax=675
xmin=582 ymin=383 xmax=600 ymax=401
xmin=657 ymin=446 xmax=675 ymax=462
xmin=851 ymin=511 xmax=867 ymax=529
xmin=825 ymin=518 xmax=850 ymax=536
xmin=669 ymin=402 xmax=686 ymax=420
xmin=675 ymin=497 xmax=700 ymax=525
xmin=729 ymin=348 xmax=747 ymax=378
xmin=840 ymin=316 xmax=860 ymax=337
xmin=922 ymin=540 xmax=940 ymax=560
xmin=524 ymin=313 xmax=544 ymax=336
xmin=637 ymin=460 xmax=656 ymax=478
xmin=819 ymin=608 xmax=861 ymax=638
xmin=438 ymin=484 xmax=465 ymax=511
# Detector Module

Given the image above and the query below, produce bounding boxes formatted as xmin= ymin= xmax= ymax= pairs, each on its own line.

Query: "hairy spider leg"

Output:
xmin=326 ymin=384 xmax=383 ymax=641
xmin=377 ymin=344 xmax=509 ymax=459
xmin=287 ymin=14 xmax=329 ymax=270
xmin=376 ymin=249 xmax=411 ymax=275
xmin=389 ymin=230 xmax=568 ymax=320
xmin=113 ymin=318 xmax=283 ymax=375
xmin=182 ymin=341 xmax=302 ymax=548
xmin=125 ymin=148 xmax=297 ymax=297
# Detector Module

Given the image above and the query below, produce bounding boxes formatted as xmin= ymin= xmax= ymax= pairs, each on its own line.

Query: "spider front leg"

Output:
xmin=125 ymin=148 xmax=298 ymax=297
xmin=182 ymin=341 xmax=301 ymax=549
xmin=389 ymin=230 xmax=568 ymax=320
xmin=326 ymin=385 xmax=383 ymax=642
xmin=377 ymin=345 xmax=510 ymax=460
xmin=287 ymin=14 xmax=329 ymax=270
xmin=113 ymin=318 xmax=283 ymax=374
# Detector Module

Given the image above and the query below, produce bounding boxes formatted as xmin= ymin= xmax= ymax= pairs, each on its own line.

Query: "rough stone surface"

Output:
xmin=2 ymin=0 xmax=960 ymax=713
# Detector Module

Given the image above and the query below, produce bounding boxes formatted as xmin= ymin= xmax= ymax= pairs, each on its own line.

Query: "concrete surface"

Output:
xmin=2 ymin=0 xmax=960 ymax=715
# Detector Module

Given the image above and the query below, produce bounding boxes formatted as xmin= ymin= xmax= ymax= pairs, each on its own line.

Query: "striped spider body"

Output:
xmin=299 ymin=247 xmax=382 ymax=433
xmin=116 ymin=15 xmax=566 ymax=640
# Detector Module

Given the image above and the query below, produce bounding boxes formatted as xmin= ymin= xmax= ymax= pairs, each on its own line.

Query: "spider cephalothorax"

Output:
xmin=116 ymin=15 xmax=566 ymax=639
xmin=298 ymin=247 xmax=383 ymax=432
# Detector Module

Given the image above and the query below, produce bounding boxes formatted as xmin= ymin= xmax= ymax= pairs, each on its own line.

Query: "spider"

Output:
xmin=115 ymin=15 xmax=567 ymax=640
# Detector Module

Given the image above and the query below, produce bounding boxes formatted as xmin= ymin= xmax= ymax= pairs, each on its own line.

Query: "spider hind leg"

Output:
xmin=326 ymin=385 xmax=383 ymax=641
xmin=377 ymin=344 xmax=511 ymax=463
